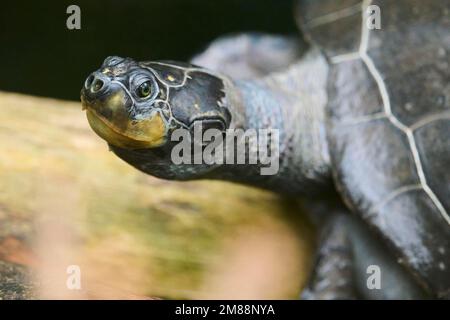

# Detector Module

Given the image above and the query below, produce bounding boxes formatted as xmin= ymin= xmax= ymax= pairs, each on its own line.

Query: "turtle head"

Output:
xmin=81 ymin=56 xmax=167 ymax=149
xmin=81 ymin=56 xmax=234 ymax=179
xmin=81 ymin=56 xmax=232 ymax=150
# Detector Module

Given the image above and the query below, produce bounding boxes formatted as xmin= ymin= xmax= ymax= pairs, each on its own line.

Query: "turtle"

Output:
xmin=80 ymin=0 xmax=450 ymax=299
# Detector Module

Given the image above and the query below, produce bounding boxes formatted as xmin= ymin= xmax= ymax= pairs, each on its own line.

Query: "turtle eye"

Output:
xmin=137 ymin=81 xmax=153 ymax=98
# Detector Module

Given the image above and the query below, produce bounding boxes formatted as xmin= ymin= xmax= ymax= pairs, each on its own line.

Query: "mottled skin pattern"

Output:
xmin=81 ymin=0 xmax=450 ymax=299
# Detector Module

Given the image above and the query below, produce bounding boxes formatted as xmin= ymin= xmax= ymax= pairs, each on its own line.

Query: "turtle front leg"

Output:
xmin=302 ymin=212 xmax=429 ymax=300
xmin=301 ymin=214 xmax=357 ymax=299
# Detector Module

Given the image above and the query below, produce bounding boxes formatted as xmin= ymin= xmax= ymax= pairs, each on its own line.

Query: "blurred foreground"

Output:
xmin=0 ymin=91 xmax=314 ymax=299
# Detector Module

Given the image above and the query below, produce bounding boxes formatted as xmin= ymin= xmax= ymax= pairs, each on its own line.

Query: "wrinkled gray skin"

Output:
xmin=82 ymin=0 xmax=450 ymax=299
xmin=193 ymin=31 xmax=428 ymax=300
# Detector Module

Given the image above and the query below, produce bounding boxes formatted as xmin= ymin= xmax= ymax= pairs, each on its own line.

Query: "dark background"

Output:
xmin=0 ymin=0 xmax=297 ymax=101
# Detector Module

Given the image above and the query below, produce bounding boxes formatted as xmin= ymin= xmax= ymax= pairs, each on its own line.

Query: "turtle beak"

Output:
xmin=80 ymin=73 xmax=168 ymax=150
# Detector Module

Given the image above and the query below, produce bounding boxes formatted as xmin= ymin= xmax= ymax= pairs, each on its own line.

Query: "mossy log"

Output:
xmin=0 ymin=91 xmax=315 ymax=299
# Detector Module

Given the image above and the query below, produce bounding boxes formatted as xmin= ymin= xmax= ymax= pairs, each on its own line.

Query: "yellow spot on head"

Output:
xmin=84 ymin=90 xmax=167 ymax=149
xmin=87 ymin=110 xmax=167 ymax=149
xmin=167 ymin=75 xmax=175 ymax=82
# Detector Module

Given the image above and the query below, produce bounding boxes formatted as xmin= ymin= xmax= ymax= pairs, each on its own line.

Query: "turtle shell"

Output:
xmin=297 ymin=0 xmax=450 ymax=297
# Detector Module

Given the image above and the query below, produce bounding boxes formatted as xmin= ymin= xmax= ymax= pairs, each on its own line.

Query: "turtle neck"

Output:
xmin=209 ymin=49 xmax=333 ymax=195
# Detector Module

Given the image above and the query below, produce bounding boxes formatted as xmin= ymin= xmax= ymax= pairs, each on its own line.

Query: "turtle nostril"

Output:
xmin=92 ymin=79 xmax=104 ymax=93
xmin=85 ymin=74 xmax=95 ymax=89
xmin=84 ymin=72 xmax=109 ymax=96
